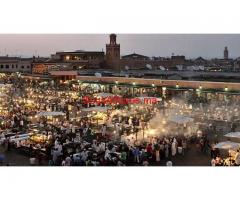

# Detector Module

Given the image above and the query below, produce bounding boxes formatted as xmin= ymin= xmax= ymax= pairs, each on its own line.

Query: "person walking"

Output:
xmin=171 ymin=138 xmax=177 ymax=156
xmin=155 ymin=149 xmax=160 ymax=163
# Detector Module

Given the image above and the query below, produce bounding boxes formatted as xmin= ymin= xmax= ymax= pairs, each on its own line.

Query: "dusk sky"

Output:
xmin=0 ymin=34 xmax=240 ymax=59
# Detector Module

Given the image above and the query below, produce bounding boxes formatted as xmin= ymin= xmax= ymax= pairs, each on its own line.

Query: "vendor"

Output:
xmin=234 ymin=149 xmax=240 ymax=166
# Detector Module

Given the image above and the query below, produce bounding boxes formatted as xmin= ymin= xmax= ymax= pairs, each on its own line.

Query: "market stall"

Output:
xmin=36 ymin=111 xmax=66 ymax=124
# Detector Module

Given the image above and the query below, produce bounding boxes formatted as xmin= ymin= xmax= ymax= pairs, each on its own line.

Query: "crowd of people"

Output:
xmin=0 ymin=73 xmax=239 ymax=166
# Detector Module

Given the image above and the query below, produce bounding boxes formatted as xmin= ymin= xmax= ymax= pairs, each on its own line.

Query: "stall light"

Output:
xmin=176 ymin=84 xmax=179 ymax=89
xmin=152 ymin=83 xmax=155 ymax=87
xmin=224 ymin=87 xmax=228 ymax=92
xmin=115 ymin=81 xmax=119 ymax=84
xmin=199 ymin=85 xmax=202 ymax=90
xmin=132 ymin=82 xmax=136 ymax=86
xmin=162 ymin=87 xmax=166 ymax=91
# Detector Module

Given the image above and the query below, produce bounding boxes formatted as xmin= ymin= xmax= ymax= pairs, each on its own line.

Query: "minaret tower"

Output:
xmin=224 ymin=46 xmax=228 ymax=60
xmin=106 ymin=34 xmax=120 ymax=70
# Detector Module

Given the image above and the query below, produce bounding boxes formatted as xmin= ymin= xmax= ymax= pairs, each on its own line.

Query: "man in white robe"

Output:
xmin=171 ymin=138 xmax=177 ymax=156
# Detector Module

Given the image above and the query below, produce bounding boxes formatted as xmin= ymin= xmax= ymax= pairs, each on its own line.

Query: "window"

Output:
xmin=16 ymin=64 xmax=18 ymax=68
xmin=21 ymin=66 xmax=24 ymax=69
xmin=27 ymin=66 xmax=30 ymax=68
xmin=12 ymin=64 xmax=14 ymax=68
xmin=5 ymin=65 xmax=9 ymax=68
xmin=0 ymin=65 xmax=3 ymax=68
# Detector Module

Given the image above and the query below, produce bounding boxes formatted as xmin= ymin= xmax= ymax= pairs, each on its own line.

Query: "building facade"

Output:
xmin=30 ymin=34 xmax=240 ymax=73
xmin=0 ymin=56 xmax=32 ymax=73
xmin=32 ymin=50 xmax=105 ymax=74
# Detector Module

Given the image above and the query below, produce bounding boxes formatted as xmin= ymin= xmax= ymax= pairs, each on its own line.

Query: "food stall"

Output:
xmin=35 ymin=111 xmax=66 ymax=124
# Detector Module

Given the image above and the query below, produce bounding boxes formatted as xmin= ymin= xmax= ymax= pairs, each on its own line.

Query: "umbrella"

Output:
xmin=214 ymin=141 xmax=240 ymax=150
xmin=36 ymin=111 xmax=65 ymax=117
xmin=224 ymin=132 xmax=240 ymax=139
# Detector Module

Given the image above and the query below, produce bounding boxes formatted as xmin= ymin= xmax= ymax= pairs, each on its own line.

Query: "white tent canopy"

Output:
xmin=0 ymin=83 xmax=12 ymax=87
xmin=0 ymin=93 xmax=8 ymax=97
xmin=93 ymin=93 xmax=119 ymax=98
xmin=81 ymin=106 xmax=110 ymax=112
xmin=137 ymin=97 xmax=162 ymax=101
xmin=146 ymin=64 xmax=152 ymax=70
xmin=168 ymin=115 xmax=194 ymax=124
xmin=159 ymin=66 xmax=166 ymax=71
xmin=125 ymin=65 xmax=129 ymax=70
xmin=224 ymin=132 xmax=240 ymax=139
xmin=110 ymin=109 xmax=133 ymax=117
xmin=36 ymin=111 xmax=65 ymax=117
xmin=95 ymin=73 xmax=102 ymax=77
xmin=214 ymin=141 xmax=240 ymax=150
xmin=176 ymin=65 xmax=183 ymax=71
